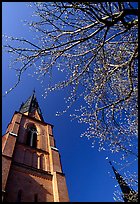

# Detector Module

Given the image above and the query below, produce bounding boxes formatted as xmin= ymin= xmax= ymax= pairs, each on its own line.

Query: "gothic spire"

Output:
xmin=19 ymin=90 xmax=44 ymax=121
xmin=109 ymin=161 xmax=138 ymax=202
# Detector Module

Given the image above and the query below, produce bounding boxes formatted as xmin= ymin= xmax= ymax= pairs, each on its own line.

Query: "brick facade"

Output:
xmin=2 ymin=98 xmax=69 ymax=202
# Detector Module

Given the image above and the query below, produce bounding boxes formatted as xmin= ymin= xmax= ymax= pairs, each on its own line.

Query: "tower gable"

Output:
xmin=19 ymin=90 xmax=44 ymax=122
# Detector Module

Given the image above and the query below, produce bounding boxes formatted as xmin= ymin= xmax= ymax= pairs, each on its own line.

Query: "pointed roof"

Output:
xmin=109 ymin=161 xmax=138 ymax=202
xmin=19 ymin=90 xmax=44 ymax=121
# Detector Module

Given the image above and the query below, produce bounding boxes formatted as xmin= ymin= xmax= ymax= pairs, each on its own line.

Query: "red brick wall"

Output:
xmin=56 ymin=172 xmax=69 ymax=202
xmin=2 ymin=133 xmax=17 ymax=191
xmin=2 ymin=112 xmax=69 ymax=202
xmin=48 ymin=124 xmax=53 ymax=135
xmin=2 ymin=157 xmax=12 ymax=190
xmin=2 ymin=134 xmax=17 ymax=157
xmin=5 ymin=165 xmax=54 ymax=202
xmin=13 ymin=143 xmax=50 ymax=172
xmin=2 ymin=134 xmax=8 ymax=152
xmin=49 ymin=135 xmax=55 ymax=147
xmin=51 ymin=149 xmax=62 ymax=173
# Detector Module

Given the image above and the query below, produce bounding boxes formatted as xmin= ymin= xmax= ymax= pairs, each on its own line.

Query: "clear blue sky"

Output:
xmin=2 ymin=2 xmax=131 ymax=202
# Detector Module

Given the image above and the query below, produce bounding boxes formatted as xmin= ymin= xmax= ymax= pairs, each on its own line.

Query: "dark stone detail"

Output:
xmin=2 ymin=154 xmax=12 ymax=160
xmin=15 ymin=121 xmax=20 ymax=124
xmin=55 ymin=171 xmax=65 ymax=176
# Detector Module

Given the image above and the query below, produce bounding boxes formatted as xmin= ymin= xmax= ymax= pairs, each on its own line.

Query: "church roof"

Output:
xmin=19 ymin=90 xmax=44 ymax=121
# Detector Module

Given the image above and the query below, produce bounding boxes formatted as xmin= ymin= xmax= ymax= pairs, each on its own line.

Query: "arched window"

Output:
xmin=26 ymin=126 xmax=37 ymax=148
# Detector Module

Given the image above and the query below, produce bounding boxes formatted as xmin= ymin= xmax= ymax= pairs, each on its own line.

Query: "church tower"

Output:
xmin=2 ymin=91 xmax=69 ymax=202
xmin=109 ymin=161 xmax=138 ymax=202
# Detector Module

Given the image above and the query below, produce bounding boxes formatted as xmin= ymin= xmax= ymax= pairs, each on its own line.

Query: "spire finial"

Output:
xmin=109 ymin=160 xmax=112 ymax=166
xmin=32 ymin=89 xmax=36 ymax=98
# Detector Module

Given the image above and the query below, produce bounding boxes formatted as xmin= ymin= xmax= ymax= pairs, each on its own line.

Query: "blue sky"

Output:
xmin=2 ymin=2 xmax=135 ymax=202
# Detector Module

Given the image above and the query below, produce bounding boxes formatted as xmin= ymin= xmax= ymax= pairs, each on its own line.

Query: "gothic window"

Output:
xmin=26 ymin=126 xmax=37 ymax=148
xmin=16 ymin=190 xmax=22 ymax=202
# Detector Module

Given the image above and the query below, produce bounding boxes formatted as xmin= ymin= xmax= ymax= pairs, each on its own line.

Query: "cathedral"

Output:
xmin=2 ymin=91 xmax=69 ymax=202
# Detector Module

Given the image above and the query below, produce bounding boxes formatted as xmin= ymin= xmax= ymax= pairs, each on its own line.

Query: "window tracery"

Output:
xmin=26 ymin=125 xmax=37 ymax=148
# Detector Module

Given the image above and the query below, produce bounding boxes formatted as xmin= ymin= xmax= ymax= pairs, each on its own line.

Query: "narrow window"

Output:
xmin=16 ymin=190 xmax=22 ymax=202
xmin=26 ymin=130 xmax=31 ymax=146
xmin=26 ymin=126 xmax=37 ymax=148
xmin=32 ymin=132 xmax=37 ymax=148
xmin=34 ymin=194 xmax=38 ymax=202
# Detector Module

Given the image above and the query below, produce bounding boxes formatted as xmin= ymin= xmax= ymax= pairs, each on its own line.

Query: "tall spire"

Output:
xmin=19 ymin=90 xmax=44 ymax=121
xmin=109 ymin=161 xmax=138 ymax=202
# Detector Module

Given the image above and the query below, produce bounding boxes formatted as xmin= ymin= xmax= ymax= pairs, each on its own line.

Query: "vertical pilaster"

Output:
xmin=2 ymin=113 xmax=22 ymax=197
xmin=47 ymin=124 xmax=69 ymax=201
